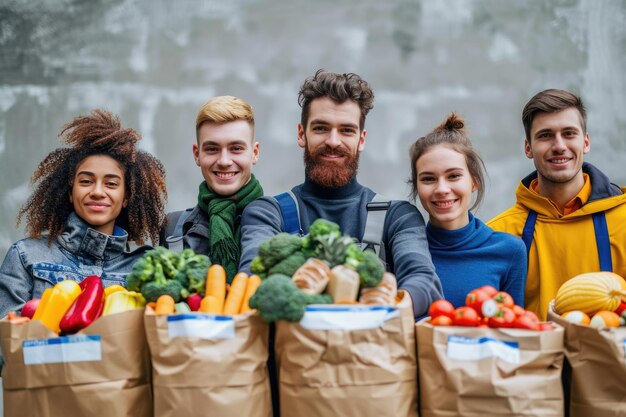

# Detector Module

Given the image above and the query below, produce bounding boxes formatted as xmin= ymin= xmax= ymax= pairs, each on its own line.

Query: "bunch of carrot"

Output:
xmin=153 ymin=265 xmax=261 ymax=316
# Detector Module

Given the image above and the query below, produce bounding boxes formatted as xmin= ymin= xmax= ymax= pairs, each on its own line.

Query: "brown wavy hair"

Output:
xmin=18 ymin=109 xmax=167 ymax=244
xmin=408 ymin=113 xmax=486 ymax=211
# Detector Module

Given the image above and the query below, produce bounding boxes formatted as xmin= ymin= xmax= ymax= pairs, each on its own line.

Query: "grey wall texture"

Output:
xmin=1 ymin=0 xmax=626 ymax=261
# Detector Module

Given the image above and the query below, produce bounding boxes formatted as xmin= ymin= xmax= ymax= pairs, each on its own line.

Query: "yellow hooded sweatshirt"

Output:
xmin=488 ymin=163 xmax=626 ymax=319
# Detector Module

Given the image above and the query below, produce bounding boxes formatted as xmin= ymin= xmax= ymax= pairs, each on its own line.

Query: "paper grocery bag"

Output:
xmin=275 ymin=291 xmax=418 ymax=417
xmin=0 ymin=309 xmax=152 ymax=417
xmin=547 ymin=302 xmax=626 ymax=417
xmin=416 ymin=319 xmax=565 ymax=417
xmin=144 ymin=308 xmax=272 ymax=417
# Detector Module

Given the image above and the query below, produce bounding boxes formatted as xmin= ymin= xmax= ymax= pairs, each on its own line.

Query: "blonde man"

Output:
xmin=161 ymin=96 xmax=262 ymax=283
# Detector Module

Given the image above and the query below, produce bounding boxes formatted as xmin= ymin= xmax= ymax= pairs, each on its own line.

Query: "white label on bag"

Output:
xmin=167 ymin=314 xmax=235 ymax=339
xmin=22 ymin=335 xmax=102 ymax=365
xmin=299 ymin=305 xmax=399 ymax=331
xmin=447 ymin=336 xmax=520 ymax=364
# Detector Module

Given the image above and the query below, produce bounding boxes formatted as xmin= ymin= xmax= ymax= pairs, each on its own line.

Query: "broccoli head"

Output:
xmin=125 ymin=256 xmax=155 ymax=291
xmin=267 ymin=251 xmax=308 ymax=277
xmin=248 ymin=274 xmax=308 ymax=323
xmin=257 ymin=233 xmax=303 ymax=268
xmin=306 ymin=293 xmax=333 ymax=305
xmin=302 ymin=218 xmax=342 ymax=253
xmin=355 ymin=249 xmax=385 ymax=288
xmin=250 ymin=256 xmax=267 ymax=279
xmin=140 ymin=263 xmax=184 ymax=302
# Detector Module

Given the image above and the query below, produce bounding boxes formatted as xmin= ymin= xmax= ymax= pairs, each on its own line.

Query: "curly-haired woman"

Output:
xmin=0 ymin=109 xmax=167 ymax=317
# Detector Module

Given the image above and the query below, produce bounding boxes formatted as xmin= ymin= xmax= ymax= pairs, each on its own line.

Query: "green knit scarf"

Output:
xmin=197 ymin=175 xmax=263 ymax=283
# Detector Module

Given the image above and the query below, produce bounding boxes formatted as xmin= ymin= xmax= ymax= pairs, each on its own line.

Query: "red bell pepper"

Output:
xmin=59 ymin=275 xmax=105 ymax=334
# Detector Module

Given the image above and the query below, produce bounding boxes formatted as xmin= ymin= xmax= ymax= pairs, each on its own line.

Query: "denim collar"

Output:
xmin=57 ymin=212 xmax=129 ymax=260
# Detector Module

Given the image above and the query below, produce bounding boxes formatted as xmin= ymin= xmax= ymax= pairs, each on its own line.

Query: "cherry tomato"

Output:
xmin=488 ymin=306 xmax=516 ymax=328
xmin=480 ymin=285 xmax=498 ymax=298
xmin=452 ymin=306 xmax=481 ymax=327
xmin=465 ymin=289 xmax=490 ymax=316
xmin=512 ymin=305 xmax=526 ymax=317
xmin=512 ymin=313 xmax=540 ymax=330
xmin=428 ymin=300 xmax=455 ymax=320
xmin=521 ymin=310 xmax=539 ymax=322
xmin=492 ymin=291 xmax=514 ymax=309
xmin=539 ymin=322 xmax=555 ymax=331
xmin=430 ymin=315 xmax=453 ymax=326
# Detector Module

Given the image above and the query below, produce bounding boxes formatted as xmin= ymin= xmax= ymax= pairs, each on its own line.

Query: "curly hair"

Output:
xmin=298 ymin=69 xmax=374 ymax=131
xmin=408 ymin=113 xmax=486 ymax=211
xmin=18 ymin=109 xmax=167 ymax=244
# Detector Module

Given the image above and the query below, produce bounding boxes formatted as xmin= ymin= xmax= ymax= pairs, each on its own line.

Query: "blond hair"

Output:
xmin=195 ymin=96 xmax=254 ymax=140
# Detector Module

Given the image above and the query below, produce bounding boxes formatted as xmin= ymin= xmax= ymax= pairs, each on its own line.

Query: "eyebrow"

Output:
xmin=76 ymin=171 xmax=123 ymax=179
xmin=201 ymin=139 xmax=249 ymax=147
xmin=418 ymin=167 xmax=464 ymax=176
xmin=309 ymin=119 xmax=359 ymax=130
xmin=534 ymin=126 xmax=580 ymax=136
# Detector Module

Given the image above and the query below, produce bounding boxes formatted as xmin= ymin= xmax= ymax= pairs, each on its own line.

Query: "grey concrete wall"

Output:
xmin=1 ymin=0 xmax=626 ymax=261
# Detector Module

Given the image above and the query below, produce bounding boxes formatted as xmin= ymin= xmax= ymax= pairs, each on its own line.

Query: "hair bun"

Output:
xmin=443 ymin=112 xmax=465 ymax=131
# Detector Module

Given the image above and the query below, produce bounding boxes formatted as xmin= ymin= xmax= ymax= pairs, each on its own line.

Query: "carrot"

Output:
xmin=199 ymin=295 xmax=222 ymax=314
xmin=205 ymin=264 xmax=226 ymax=313
xmin=146 ymin=301 xmax=157 ymax=310
xmin=9 ymin=316 xmax=31 ymax=324
xmin=7 ymin=311 xmax=17 ymax=320
xmin=222 ymin=272 xmax=248 ymax=315
xmin=240 ymin=274 xmax=262 ymax=314
xmin=154 ymin=295 xmax=175 ymax=315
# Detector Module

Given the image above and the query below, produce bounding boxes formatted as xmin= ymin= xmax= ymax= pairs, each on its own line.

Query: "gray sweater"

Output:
xmin=239 ymin=176 xmax=443 ymax=317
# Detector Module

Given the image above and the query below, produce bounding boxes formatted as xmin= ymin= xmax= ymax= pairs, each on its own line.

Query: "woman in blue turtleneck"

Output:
xmin=408 ymin=113 xmax=527 ymax=308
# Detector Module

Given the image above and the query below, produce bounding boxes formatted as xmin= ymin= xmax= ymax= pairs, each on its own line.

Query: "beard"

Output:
xmin=303 ymin=141 xmax=360 ymax=188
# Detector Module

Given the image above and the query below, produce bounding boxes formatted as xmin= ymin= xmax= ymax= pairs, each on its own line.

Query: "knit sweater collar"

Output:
xmin=426 ymin=212 xmax=492 ymax=250
xmin=301 ymin=174 xmax=362 ymax=199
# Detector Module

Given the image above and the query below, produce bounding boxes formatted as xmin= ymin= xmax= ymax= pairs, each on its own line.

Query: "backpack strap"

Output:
xmin=362 ymin=194 xmax=391 ymax=259
xmin=522 ymin=210 xmax=612 ymax=272
xmin=274 ymin=191 xmax=303 ymax=235
xmin=164 ymin=208 xmax=194 ymax=253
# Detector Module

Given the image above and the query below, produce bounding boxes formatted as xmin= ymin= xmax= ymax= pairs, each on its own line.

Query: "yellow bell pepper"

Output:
xmin=104 ymin=284 xmax=127 ymax=298
xmin=32 ymin=280 xmax=82 ymax=334
xmin=102 ymin=290 xmax=146 ymax=316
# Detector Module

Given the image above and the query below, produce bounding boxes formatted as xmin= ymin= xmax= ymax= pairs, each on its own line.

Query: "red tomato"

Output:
xmin=512 ymin=314 xmax=540 ymax=330
xmin=522 ymin=310 xmax=539 ymax=322
xmin=539 ymin=322 xmax=554 ymax=331
xmin=512 ymin=305 xmax=526 ymax=317
xmin=465 ymin=289 xmax=490 ymax=316
xmin=452 ymin=306 xmax=480 ymax=327
xmin=428 ymin=300 xmax=455 ymax=320
xmin=488 ymin=306 xmax=516 ymax=328
xmin=492 ymin=291 xmax=514 ymax=309
xmin=430 ymin=315 xmax=453 ymax=326
xmin=480 ymin=285 xmax=498 ymax=297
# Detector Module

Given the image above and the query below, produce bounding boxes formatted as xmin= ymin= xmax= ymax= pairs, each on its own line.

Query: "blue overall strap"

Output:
xmin=522 ymin=210 xmax=612 ymax=272
xmin=592 ymin=211 xmax=613 ymax=272
xmin=521 ymin=210 xmax=538 ymax=258
xmin=274 ymin=191 xmax=302 ymax=235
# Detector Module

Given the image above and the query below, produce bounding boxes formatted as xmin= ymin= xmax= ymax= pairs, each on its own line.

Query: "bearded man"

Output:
xmin=239 ymin=69 xmax=442 ymax=318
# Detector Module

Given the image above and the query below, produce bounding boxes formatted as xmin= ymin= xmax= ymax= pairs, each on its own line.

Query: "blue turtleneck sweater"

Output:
xmin=427 ymin=213 xmax=527 ymax=308
xmin=239 ymin=176 xmax=443 ymax=317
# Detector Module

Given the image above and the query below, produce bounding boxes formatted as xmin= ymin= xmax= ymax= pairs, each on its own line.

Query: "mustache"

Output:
xmin=311 ymin=145 xmax=351 ymax=159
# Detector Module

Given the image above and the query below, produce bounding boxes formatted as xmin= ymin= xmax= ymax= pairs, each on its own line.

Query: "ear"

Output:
xmin=297 ymin=124 xmax=306 ymax=149
xmin=524 ymin=139 xmax=533 ymax=159
xmin=192 ymin=142 xmax=200 ymax=166
xmin=123 ymin=199 xmax=128 ymax=208
xmin=583 ymin=132 xmax=591 ymax=154
xmin=358 ymin=129 xmax=367 ymax=152
xmin=252 ymin=141 xmax=260 ymax=165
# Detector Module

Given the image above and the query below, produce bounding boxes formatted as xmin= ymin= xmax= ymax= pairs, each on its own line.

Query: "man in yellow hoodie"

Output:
xmin=488 ymin=89 xmax=626 ymax=319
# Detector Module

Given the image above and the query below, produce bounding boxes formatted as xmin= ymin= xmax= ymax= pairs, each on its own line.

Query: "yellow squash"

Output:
xmin=554 ymin=272 xmax=626 ymax=315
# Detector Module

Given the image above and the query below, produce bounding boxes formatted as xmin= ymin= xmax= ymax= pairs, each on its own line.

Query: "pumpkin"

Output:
xmin=554 ymin=272 xmax=626 ymax=315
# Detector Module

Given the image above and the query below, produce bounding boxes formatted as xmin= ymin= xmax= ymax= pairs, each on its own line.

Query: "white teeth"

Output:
xmin=433 ymin=200 xmax=455 ymax=208
xmin=215 ymin=172 xmax=236 ymax=179
xmin=551 ymin=159 xmax=569 ymax=163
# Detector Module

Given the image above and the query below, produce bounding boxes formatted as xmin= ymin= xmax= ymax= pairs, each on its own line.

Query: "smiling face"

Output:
xmin=415 ymin=145 xmax=477 ymax=230
xmin=297 ymin=97 xmax=366 ymax=188
xmin=525 ymin=107 xmax=590 ymax=198
xmin=193 ymin=119 xmax=259 ymax=196
xmin=70 ymin=154 xmax=127 ymax=235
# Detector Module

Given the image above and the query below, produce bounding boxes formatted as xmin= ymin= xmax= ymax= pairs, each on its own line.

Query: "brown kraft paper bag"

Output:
xmin=275 ymin=291 xmax=417 ymax=417
xmin=416 ymin=319 xmax=565 ymax=417
xmin=0 ymin=308 xmax=152 ymax=417
xmin=547 ymin=302 xmax=626 ymax=417
xmin=144 ymin=308 xmax=272 ymax=417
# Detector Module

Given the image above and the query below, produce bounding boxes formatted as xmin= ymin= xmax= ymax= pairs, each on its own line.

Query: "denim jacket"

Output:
xmin=0 ymin=212 xmax=150 ymax=318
